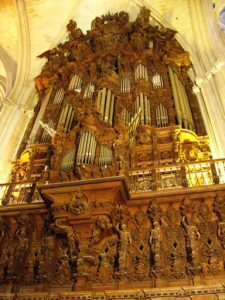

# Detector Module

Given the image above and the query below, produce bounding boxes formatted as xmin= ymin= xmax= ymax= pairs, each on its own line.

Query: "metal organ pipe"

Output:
xmin=76 ymin=132 xmax=97 ymax=166
xmin=140 ymin=93 xmax=144 ymax=124
xmin=64 ymin=105 xmax=72 ymax=133
xmin=29 ymin=86 xmax=53 ymax=143
xmin=152 ymin=73 xmax=163 ymax=89
xmin=174 ymin=72 xmax=188 ymax=129
xmin=68 ymin=74 xmax=82 ymax=92
xmin=53 ymin=88 xmax=64 ymax=104
xmin=168 ymin=66 xmax=183 ymax=127
xmin=109 ymin=94 xmax=115 ymax=126
xmin=135 ymin=94 xmax=151 ymax=125
xmin=180 ymin=81 xmax=195 ymax=131
xmin=61 ymin=149 xmax=75 ymax=171
xmin=40 ymin=119 xmax=55 ymax=143
xmin=77 ymin=133 xmax=84 ymax=165
xmin=121 ymin=78 xmax=130 ymax=93
xmin=100 ymin=87 xmax=106 ymax=119
xmin=84 ymin=83 xmax=95 ymax=99
xmin=99 ymin=145 xmax=112 ymax=167
xmin=135 ymin=64 xmax=148 ymax=81
xmin=104 ymin=89 xmax=111 ymax=122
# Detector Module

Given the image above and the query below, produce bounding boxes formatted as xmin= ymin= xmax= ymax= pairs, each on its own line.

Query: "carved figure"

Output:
xmin=116 ymin=222 xmax=132 ymax=275
xmin=182 ymin=216 xmax=201 ymax=273
xmin=149 ymin=221 xmax=163 ymax=275
xmin=51 ymin=219 xmax=78 ymax=261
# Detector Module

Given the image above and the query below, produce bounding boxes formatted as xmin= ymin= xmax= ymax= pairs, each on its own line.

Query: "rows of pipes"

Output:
xmin=31 ymin=64 xmax=195 ymax=172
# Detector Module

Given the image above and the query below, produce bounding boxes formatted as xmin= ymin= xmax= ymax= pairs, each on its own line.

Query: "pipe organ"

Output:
xmin=68 ymin=74 xmax=82 ymax=92
xmin=99 ymin=145 xmax=113 ymax=167
xmin=76 ymin=132 xmax=97 ymax=165
xmin=152 ymin=73 xmax=163 ymax=88
xmin=53 ymin=88 xmax=64 ymax=104
xmin=61 ymin=149 xmax=75 ymax=171
xmin=135 ymin=64 xmax=148 ymax=81
xmin=96 ymin=88 xmax=115 ymax=126
xmin=121 ymin=77 xmax=131 ymax=93
xmin=6 ymin=9 xmax=222 ymax=298
xmin=16 ymin=7 xmax=206 ymax=183
xmin=156 ymin=103 xmax=169 ymax=127
xmin=135 ymin=93 xmax=151 ymax=125
xmin=58 ymin=104 xmax=75 ymax=133
xmin=83 ymin=83 xmax=95 ymax=99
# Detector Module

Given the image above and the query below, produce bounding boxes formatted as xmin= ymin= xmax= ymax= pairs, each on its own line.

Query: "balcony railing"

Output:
xmin=0 ymin=159 xmax=225 ymax=206
xmin=129 ymin=158 xmax=225 ymax=193
xmin=0 ymin=182 xmax=43 ymax=206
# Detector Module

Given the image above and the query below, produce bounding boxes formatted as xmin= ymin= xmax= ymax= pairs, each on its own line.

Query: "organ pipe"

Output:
xmin=168 ymin=66 xmax=182 ymax=127
xmin=109 ymin=94 xmax=115 ymax=126
xmin=135 ymin=94 xmax=151 ymax=125
xmin=29 ymin=85 xmax=53 ymax=143
xmin=84 ymin=83 xmax=95 ymax=99
xmin=100 ymin=87 xmax=107 ymax=118
xmin=68 ymin=74 xmax=82 ymax=92
xmin=53 ymin=88 xmax=64 ymax=104
xmin=61 ymin=149 xmax=75 ymax=171
xmin=180 ymin=81 xmax=195 ymax=131
xmin=140 ymin=93 xmax=144 ymax=124
xmin=121 ymin=78 xmax=130 ymax=93
xmin=104 ymin=89 xmax=111 ymax=122
xmin=135 ymin=64 xmax=148 ymax=81
xmin=76 ymin=132 xmax=97 ymax=165
xmin=174 ymin=72 xmax=188 ymax=129
xmin=99 ymin=145 xmax=112 ymax=167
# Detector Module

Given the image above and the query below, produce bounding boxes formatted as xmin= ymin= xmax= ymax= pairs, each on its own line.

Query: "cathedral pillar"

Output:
xmin=188 ymin=0 xmax=225 ymax=157
xmin=0 ymin=102 xmax=31 ymax=182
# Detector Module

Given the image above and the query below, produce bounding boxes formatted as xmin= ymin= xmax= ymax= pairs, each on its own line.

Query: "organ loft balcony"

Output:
xmin=0 ymin=126 xmax=225 ymax=206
